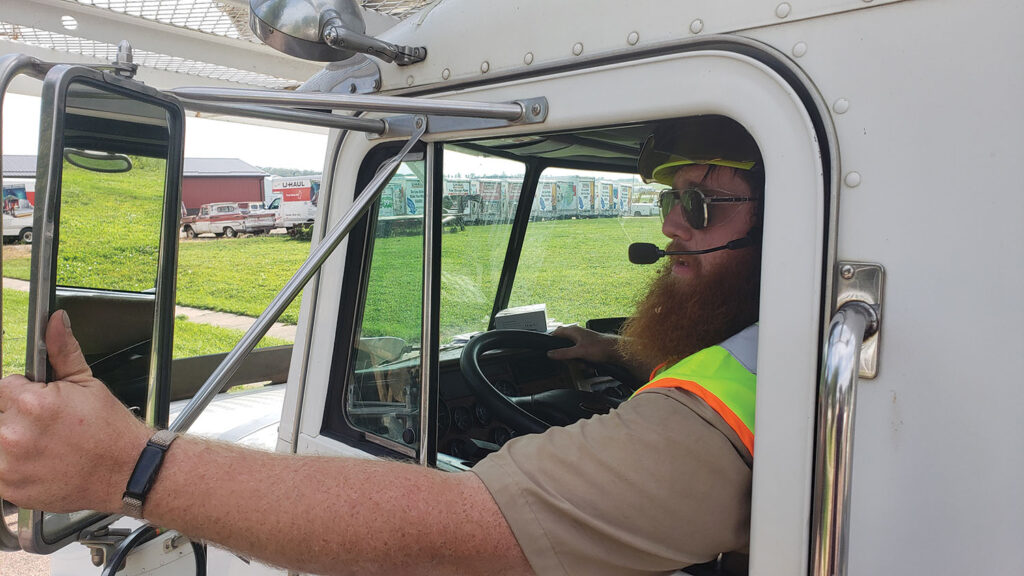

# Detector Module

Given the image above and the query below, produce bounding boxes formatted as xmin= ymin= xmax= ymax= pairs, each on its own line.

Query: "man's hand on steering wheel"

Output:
xmin=546 ymin=325 xmax=651 ymax=382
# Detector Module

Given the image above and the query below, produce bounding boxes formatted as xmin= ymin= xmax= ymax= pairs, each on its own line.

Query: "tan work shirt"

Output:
xmin=471 ymin=388 xmax=752 ymax=576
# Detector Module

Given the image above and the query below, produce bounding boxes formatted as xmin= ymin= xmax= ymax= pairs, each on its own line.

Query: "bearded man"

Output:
xmin=0 ymin=115 xmax=762 ymax=576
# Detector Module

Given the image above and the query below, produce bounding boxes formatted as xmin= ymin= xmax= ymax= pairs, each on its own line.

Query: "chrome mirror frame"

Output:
xmin=0 ymin=53 xmax=55 ymax=553
xmin=21 ymin=63 xmax=185 ymax=555
xmin=250 ymin=0 xmax=426 ymax=65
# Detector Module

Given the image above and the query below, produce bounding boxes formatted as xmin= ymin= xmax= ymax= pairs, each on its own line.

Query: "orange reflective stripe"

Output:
xmin=648 ymin=360 xmax=669 ymax=382
xmin=636 ymin=377 xmax=755 ymax=456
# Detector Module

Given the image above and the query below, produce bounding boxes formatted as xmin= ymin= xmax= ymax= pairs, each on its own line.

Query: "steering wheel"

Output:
xmin=460 ymin=330 xmax=636 ymax=435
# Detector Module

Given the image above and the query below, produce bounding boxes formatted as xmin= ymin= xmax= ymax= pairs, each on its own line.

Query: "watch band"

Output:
xmin=122 ymin=429 xmax=177 ymax=518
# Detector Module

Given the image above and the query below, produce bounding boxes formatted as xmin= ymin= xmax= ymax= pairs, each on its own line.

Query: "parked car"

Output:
xmin=630 ymin=202 xmax=658 ymax=217
xmin=181 ymin=202 xmax=275 ymax=238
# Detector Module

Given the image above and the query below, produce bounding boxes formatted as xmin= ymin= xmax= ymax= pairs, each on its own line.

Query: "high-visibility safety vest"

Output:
xmin=631 ymin=324 xmax=758 ymax=456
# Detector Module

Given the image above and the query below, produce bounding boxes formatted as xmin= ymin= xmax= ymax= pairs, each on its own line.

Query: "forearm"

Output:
xmin=135 ymin=436 xmax=532 ymax=576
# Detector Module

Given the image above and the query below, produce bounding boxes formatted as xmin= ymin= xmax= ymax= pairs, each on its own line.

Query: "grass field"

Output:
xmin=5 ymin=217 xmax=664 ymax=346
xmin=2 ymin=157 xmax=665 ymax=354
xmin=154 ymin=217 xmax=660 ymax=344
xmin=52 ymin=157 xmax=165 ymax=292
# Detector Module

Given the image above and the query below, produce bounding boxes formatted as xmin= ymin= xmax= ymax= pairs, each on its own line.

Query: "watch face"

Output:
xmin=125 ymin=444 xmax=169 ymax=497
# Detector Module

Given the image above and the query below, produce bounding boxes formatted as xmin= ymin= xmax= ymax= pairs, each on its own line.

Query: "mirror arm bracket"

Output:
xmin=377 ymin=97 xmax=547 ymax=139
xmin=78 ymin=526 xmax=132 ymax=568
xmin=322 ymin=16 xmax=426 ymax=66
xmin=111 ymin=40 xmax=139 ymax=80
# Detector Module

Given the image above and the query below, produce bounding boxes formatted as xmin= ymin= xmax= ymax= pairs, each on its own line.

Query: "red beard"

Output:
xmin=618 ymin=248 xmax=761 ymax=372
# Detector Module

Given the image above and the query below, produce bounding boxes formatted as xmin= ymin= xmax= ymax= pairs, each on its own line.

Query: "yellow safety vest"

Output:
xmin=631 ymin=324 xmax=757 ymax=456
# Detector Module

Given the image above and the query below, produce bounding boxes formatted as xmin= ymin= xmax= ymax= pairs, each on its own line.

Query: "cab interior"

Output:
xmin=322 ymin=116 xmax=762 ymax=469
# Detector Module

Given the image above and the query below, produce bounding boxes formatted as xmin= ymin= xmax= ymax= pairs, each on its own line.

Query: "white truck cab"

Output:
xmin=1 ymin=0 xmax=1022 ymax=575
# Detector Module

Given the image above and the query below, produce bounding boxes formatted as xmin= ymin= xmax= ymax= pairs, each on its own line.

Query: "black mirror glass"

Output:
xmin=22 ymin=66 xmax=184 ymax=552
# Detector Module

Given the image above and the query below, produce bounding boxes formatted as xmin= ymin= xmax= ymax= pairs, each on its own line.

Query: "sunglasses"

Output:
xmin=658 ymin=188 xmax=758 ymax=229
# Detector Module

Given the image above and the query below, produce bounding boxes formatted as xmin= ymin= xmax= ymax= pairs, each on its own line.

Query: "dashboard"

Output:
xmin=435 ymin=345 xmax=632 ymax=465
xmin=346 ymin=339 xmax=634 ymax=467
xmin=437 ymin=347 xmax=571 ymax=462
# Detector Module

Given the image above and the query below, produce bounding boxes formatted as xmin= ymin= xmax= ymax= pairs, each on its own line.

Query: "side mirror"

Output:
xmin=250 ymin=0 xmax=426 ymax=65
xmin=20 ymin=65 xmax=184 ymax=553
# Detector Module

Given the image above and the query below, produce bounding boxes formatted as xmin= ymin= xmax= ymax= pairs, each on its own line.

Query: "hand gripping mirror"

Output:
xmin=250 ymin=0 xmax=426 ymax=65
xmin=21 ymin=64 xmax=184 ymax=555
xmin=0 ymin=52 xmax=55 ymax=554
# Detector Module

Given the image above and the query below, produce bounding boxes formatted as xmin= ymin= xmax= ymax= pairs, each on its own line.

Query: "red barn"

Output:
xmin=182 ymin=158 xmax=267 ymax=215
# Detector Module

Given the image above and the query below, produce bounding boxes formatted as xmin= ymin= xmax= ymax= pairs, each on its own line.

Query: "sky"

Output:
xmin=3 ymin=93 xmax=330 ymax=172
xmin=3 ymin=92 xmax=629 ymax=179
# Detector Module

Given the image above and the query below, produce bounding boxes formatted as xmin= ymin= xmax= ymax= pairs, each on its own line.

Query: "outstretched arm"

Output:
xmin=0 ymin=312 xmax=532 ymax=576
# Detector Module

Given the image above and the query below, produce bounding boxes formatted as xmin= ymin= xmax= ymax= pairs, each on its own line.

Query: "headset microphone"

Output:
xmin=628 ymin=228 xmax=761 ymax=265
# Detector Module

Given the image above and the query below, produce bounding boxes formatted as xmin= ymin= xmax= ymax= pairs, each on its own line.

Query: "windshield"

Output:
xmin=439 ymin=148 xmax=525 ymax=343
xmin=505 ymin=166 xmax=662 ymax=326
xmin=436 ymin=150 xmax=664 ymax=344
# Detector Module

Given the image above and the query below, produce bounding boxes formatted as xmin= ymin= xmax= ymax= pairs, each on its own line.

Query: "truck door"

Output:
xmin=287 ymin=40 xmax=837 ymax=574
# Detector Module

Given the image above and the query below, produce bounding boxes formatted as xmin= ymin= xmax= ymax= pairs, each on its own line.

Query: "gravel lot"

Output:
xmin=1 ymin=503 xmax=49 ymax=575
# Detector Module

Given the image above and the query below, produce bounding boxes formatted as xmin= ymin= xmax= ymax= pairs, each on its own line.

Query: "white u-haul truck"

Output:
xmin=1 ymin=0 xmax=1022 ymax=574
xmin=268 ymin=175 xmax=321 ymax=235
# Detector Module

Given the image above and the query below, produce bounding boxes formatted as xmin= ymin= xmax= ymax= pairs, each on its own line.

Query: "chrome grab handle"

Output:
xmin=811 ymin=301 xmax=879 ymax=576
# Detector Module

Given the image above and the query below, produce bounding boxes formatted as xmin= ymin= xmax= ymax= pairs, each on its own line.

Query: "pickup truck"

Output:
xmin=180 ymin=202 xmax=275 ymax=238
xmin=629 ymin=202 xmax=658 ymax=217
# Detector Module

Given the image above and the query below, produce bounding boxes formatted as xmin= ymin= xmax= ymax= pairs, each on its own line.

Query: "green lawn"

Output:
xmin=2 ymin=158 xmax=664 ymax=352
xmin=5 ymin=216 xmax=663 ymax=347
xmin=6 ymin=219 xmax=660 ymax=340
xmin=52 ymin=157 xmax=165 ymax=292
xmin=4 ymin=236 xmax=309 ymax=324
xmin=176 ymin=236 xmax=309 ymax=324
xmin=2 ymin=289 xmax=289 ymax=377
xmin=355 ymin=216 xmax=663 ymax=343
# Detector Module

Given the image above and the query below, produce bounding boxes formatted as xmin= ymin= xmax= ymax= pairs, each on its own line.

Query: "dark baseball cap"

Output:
xmin=637 ymin=115 xmax=762 ymax=186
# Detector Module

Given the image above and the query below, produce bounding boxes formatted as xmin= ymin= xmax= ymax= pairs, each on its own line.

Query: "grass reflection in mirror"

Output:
xmin=54 ymin=156 xmax=164 ymax=292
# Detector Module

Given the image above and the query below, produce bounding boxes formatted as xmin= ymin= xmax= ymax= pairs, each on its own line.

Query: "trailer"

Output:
xmin=553 ymin=181 xmax=577 ymax=219
xmin=531 ymin=181 xmax=555 ymax=220
xmin=476 ymin=178 xmax=507 ymax=223
xmin=443 ymin=178 xmax=480 ymax=225
xmin=595 ymin=181 xmax=615 ymax=217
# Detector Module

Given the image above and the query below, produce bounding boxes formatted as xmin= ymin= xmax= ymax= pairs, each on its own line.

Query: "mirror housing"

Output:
xmin=250 ymin=0 xmax=426 ymax=65
xmin=21 ymin=64 xmax=184 ymax=554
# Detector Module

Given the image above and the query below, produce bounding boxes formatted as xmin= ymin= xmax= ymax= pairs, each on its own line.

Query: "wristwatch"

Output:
xmin=122 ymin=429 xmax=177 ymax=518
